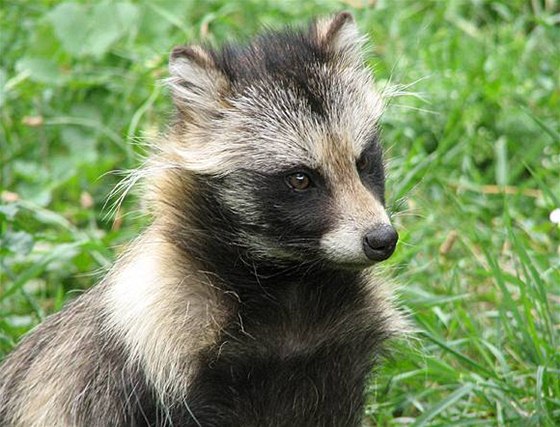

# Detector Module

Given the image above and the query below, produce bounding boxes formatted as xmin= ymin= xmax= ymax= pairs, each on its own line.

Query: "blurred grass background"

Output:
xmin=1 ymin=0 xmax=559 ymax=425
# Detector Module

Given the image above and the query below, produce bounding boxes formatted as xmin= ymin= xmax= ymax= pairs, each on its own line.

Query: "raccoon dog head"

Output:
xmin=165 ymin=13 xmax=397 ymax=268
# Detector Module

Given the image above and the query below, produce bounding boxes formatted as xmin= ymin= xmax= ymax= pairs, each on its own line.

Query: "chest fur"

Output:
xmin=170 ymin=278 xmax=387 ymax=426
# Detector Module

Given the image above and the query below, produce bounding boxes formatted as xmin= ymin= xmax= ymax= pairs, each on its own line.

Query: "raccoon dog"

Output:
xmin=0 ymin=12 xmax=405 ymax=427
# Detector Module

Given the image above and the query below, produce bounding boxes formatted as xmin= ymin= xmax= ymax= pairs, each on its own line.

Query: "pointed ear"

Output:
xmin=167 ymin=45 xmax=229 ymax=120
xmin=314 ymin=12 xmax=365 ymax=59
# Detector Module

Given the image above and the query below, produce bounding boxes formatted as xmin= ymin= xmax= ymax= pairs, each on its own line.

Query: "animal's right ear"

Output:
xmin=168 ymin=45 xmax=229 ymax=120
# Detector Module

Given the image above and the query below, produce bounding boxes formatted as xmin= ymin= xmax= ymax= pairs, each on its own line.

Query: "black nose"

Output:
xmin=363 ymin=224 xmax=398 ymax=262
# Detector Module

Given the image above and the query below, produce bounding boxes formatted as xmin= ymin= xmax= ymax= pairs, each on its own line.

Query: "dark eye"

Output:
xmin=286 ymin=172 xmax=312 ymax=191
xmin=356 ymin=156 xmax=370 ymax=173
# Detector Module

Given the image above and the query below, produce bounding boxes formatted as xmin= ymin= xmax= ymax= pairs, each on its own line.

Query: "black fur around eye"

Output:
xmin=356 ymin=156 xmax=370 ymax=173
xmin=286 ymin=172 xmax=312 ymax=191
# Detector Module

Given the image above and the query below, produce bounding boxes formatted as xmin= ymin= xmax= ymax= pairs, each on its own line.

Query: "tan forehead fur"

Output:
xmin=165 ymin=62 xmax=383 ymax=177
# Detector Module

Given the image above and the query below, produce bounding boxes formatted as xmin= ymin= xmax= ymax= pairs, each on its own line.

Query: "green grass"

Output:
xmin=1 ymin=0 xmax=559 ymax=425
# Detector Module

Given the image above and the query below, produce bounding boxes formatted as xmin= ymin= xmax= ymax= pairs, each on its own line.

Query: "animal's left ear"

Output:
xmin=313 ymin=12 xmax=364 ymax=58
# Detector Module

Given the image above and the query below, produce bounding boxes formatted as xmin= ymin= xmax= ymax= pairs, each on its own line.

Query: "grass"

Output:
xmin=1 ymin=0 xmax=559 ymax=425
